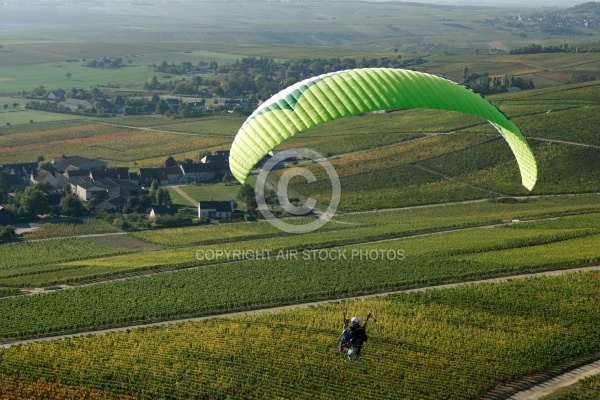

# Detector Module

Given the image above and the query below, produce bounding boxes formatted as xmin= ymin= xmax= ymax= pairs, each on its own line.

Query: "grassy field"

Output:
xmin=179 ymin=182 xmax=243 ymax=204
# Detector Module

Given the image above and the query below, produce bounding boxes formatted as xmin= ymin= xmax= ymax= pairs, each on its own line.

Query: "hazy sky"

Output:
xmin=369 ymin=0 xmax=584 ymax=7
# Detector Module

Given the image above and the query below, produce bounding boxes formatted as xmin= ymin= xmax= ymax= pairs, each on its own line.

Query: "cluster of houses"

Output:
xmin=45 ymin=90 xmax=253 ymax=115
xmin=1 ymin=152 xmax=237 ymax=219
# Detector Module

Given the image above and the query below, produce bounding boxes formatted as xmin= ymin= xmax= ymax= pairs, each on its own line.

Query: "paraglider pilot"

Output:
xmin=339 ymin=314 xmax=370 ymax=359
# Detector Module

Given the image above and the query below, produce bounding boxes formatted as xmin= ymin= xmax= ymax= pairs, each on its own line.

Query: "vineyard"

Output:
xmin=0 ymin=272 xmax=598 ymax=399
xmin=0 ymin=195 xmax=596 ymax=287
xmin=1 ymin=17 xmax=600 ymax=399
xmin=0 ymin=120 xmax=231 ymax=165
xmin=1 ymin=213 xmax=599 ymax=339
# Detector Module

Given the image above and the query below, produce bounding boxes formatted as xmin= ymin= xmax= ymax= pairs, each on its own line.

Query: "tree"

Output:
xmin=156 ymin=187 xmax=167 ymax=205
xmin=66 ymin=72 xmax=72 ymax=80
xmin=237 ymin=184 xmax=257 ymax=211
xmin=156 ymin=99 xmax=169 ymax=115
xmin=13 ymin=102 xmax=18 ymax=109
xmin=164 ymin=155 xmax=176 ymax=168
xmin=59 ymin=194 xmax=86 ymax=216
xmin=38 ymin=161 xmax=56 ymax=173
xmin=2 ymin=104 xmax=7 ymax=112
xmin=20 ymin=186 xmax=49 ymax=216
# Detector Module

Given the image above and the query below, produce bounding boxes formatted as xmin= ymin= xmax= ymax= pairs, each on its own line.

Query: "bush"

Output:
xmin=0 ymin=225 xmax=17 ymax=243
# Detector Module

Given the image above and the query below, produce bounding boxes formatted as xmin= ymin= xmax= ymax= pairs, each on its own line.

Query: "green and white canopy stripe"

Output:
xmin=229 ymin=68 xmax=537 ymax=190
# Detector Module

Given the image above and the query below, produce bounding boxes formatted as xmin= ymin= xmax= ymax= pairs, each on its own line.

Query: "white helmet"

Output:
xmin=350 ymin=317 xmax=360 ymax=324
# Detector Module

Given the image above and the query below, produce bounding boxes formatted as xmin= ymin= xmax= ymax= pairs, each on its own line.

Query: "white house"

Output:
xmin=198 ymin=200 xmax=234 ymax=219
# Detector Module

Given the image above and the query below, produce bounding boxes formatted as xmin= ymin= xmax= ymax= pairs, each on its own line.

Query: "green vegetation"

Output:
xmin=22 ymin=219 xmax=119 ymax=240
xmin=1 ymin=212 xmax=599 ymax=338
xmin=0 ymin=238 xmax=136 ymax=280
xmin=179 ymin=182 xmax=241 ymax=203
xmin=0 ymin=288 xmax=20 ymax=298
xmin=0 ymin=194 xmax=590 ymax=287
xmin=0 ymin=272 xmax=598 ymax=399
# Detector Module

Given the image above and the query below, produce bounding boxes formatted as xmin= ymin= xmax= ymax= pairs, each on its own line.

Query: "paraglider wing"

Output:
xmin=229 ymin=68 xmax=537 ymax=190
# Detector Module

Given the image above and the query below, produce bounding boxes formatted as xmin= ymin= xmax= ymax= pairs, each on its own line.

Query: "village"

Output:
xmin=0 ymin=151 xmax=244 ymax=234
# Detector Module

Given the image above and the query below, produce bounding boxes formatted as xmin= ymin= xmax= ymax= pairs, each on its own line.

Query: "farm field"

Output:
xmin=1 ymin=2 xmax=600 ymax=398
xmin=1 ymin=211 xmax=600 ymax=339
xmin=0 ymin=120 xmax=231 ymax=166
xmin=0 ymin=272 xmax=598 ymax=399
xmin=0 ymin=193 xmax=596 ymax=288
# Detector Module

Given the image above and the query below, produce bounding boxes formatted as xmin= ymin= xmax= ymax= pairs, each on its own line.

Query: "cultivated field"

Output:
xmin=1 ymin=2 xmax=600 ymax=398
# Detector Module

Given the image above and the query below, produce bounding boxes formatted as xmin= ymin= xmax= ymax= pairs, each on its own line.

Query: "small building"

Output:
xmin=47 ymin=90 xmax=66 ymax=101
xmin=198 ymin=200 xmax=234 ymax=219
xmin=52 ymin=156 xmax=107 ymax=173
xmin=1 ymin=162 xmax=38 ymax=176
xmin=62 ymin=99 xmax=92 ymax=111
xmin=149 ymin=206 xmax=177 ymax=220
xmin=7 ymin=174 xmax=28 ymax=191
xmin=180 ymin=161 xmax=228 ymax=183
xmin=138 ymin=167 xmax=183 ymax=186
xmin=75 ymin=180 xmax=107 ymax=201
xmin=30 ymin=170 xmax=59 ymax=188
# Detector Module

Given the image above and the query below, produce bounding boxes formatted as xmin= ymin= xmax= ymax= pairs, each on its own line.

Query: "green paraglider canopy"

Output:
xmin=230 ymin=68 xmax=537 ymax=190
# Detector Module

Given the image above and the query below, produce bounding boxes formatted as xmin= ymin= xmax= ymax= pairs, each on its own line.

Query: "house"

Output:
xmin=198 ymin=200 xmax=234 ymax=219
xmin=1 ymin=162 xmax=38 ymax=176
xmin=149 ymin=206 xmax=177 ymax=220
xmin=95 ymin=178 xmax=142 ymax=198
xmin=223 ymin=99 xmax=251 ymax=111
xmin=30 ymin=170 xmax=59 ymax=188
xmin=0 ymin=206 xmax=11 ymax=225
xmin=138 ymin=167 xmax=183 ymax=186
xmin=61 ymin=98 xmax=92 ymax=111
xmin=54 ymin=172 xmax=69 ymax=189
xmin=164 ymin=98 xmax=180 ymax=112
xmin=97 ymin=99 xmax=116 ymax=114
xmin=189 ymin=101 xmax=206 ymax=112
xmin=98 ymin=196 xmax=128 ymax=211
xmin=7 ymin=174 xmax=28 ymax=191
xmin=200 ymin=150 xmax=229 ymax=164
xmin=47 ymin=90 xmax=66 ymax=101
xmin=74 ymin=180 xmax=107 ymax=201
xmin=214 ymin=150 xmax=230 ymax=158
xmin=180 ymin=162 xmax=228 ymax=183
xmin=52 ymin=156 xmax=107 ymax=173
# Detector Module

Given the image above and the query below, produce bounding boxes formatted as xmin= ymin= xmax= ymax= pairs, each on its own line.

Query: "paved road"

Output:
xmin=509 ymin=360 xmax=600 ymax=400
